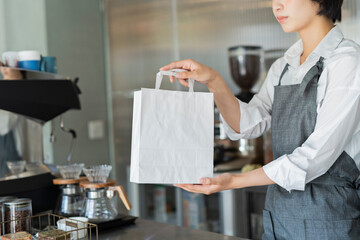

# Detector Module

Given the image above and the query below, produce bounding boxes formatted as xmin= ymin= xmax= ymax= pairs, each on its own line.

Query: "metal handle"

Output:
xmin=108 ymin=185 xmax=132 ymax=210
xmin=60 ymin=115 xmax=77 ymax=164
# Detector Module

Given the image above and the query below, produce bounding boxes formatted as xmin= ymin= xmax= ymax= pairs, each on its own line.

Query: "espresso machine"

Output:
xmin=214 ymin=46 xmax=264 ymax=171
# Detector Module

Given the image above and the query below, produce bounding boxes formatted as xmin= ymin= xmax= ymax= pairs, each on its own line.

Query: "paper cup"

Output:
xmin=18 ymin=50 xmax=41 ymax=61
xmin=57 ymin=217 xmax=88 ymax=240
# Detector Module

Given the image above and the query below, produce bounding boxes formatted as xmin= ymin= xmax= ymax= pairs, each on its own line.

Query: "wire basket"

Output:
xmin=0 ymin=213 xmax=98 ymax=240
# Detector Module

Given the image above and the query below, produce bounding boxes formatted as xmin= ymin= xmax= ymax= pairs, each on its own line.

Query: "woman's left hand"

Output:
xmin=174 ymin=173 xmax=234 ymax=195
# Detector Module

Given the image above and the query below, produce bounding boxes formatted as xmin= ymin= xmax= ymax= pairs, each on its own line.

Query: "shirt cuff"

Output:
xmin=219 ymin=114 xmax=245 ymax=141
xmin=220 ymin=99 xmax=269 ymax=140
xmin=263 ymin=155 xmax=307 ymax=191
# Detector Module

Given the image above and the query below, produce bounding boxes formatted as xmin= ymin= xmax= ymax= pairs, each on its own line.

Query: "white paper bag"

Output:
xmin=130 ymin=70 xmax=214 ymax=184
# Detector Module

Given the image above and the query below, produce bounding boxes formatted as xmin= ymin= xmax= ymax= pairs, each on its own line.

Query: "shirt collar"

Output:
xmin=284 ymin=25 xmax=344 ymax=68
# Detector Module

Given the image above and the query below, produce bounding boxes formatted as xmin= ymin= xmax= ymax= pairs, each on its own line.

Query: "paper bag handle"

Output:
xmin=156 ymin=69 xmax=195 ymax=92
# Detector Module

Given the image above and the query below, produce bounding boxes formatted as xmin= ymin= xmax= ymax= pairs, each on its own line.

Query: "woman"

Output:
xmin=161 ymin=0 xmax=360 ymax=239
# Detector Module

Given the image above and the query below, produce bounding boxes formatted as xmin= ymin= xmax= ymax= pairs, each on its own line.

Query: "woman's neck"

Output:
xmin=299 ymin=18 xmax=334 ymax=65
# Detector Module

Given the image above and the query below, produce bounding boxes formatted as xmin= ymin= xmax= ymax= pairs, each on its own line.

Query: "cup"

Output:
xmin=25 ymin=162 xmax=43 ymax=172
xmin=1 ymin=52 xmax=19 ymax=68
xmin=18 ymin=50 xmax=41 ymax=71
xmin=6 ymin=160 xmax=26 ymax=175
xmin=40 ymin=56 xmax=57 ymax=73
xmin=57 ymin=217 xmax=88 ymax=240
xmin=83 ymin=165 xmax=112 ymax=183
xmin=57 ymin=163 xmax=84 ymax=179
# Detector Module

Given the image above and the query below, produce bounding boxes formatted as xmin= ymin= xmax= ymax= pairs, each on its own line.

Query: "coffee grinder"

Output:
xmin=228 ymin=45 xmax=263 ymax=101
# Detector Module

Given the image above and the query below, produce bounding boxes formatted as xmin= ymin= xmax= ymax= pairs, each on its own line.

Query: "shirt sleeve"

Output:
xmin=263 ymin=55 xmax=360 ymax=191
xmin=220 ymin=65 xmax=275 ymax=140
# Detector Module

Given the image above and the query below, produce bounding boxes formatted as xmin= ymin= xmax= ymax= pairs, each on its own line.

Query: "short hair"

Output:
xmin=312 ymin=0 xmax=343 ymax=23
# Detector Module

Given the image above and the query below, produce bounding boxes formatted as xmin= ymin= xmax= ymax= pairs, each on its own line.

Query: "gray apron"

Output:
xmin=262 ymin=57 xmax=360 ymax=240
xmin=0 ymin=130 xmax=21 ymax=178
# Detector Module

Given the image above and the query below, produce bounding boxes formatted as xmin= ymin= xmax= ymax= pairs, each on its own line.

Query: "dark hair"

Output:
xmin=312 ymin=0 xmax=343 ymax=23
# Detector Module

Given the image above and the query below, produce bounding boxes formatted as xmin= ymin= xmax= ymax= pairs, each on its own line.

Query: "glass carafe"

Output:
xmin=81 ymin=188 xmax=117 ymax=222
xmin=80 ymin=179 xmax=131 ymax=223
xmin=55 ymin=184 xmax=83 ymax=217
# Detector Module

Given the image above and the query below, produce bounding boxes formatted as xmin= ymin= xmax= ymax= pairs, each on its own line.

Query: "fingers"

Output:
xmin=160 ymin=60 xmax=186 ymax=71
xmin=174 ymin=184 xmax=207 ymax=193
xmin=178 ymin=79 xmax=189 ymax=87
xmin=175 ymin=185 xmax=198 ymax=193
xmin=160 ymin=59 xmax=194 ymax=71
xmin=175 ymin=71 xmax=198 ymax=80
xmin=200 ymin=177 xmax=217 ymax=185
xmin=167 ymin=75 xmax=188 ymax=87
xmin=175 ymin=71 xmax=198 ymax=87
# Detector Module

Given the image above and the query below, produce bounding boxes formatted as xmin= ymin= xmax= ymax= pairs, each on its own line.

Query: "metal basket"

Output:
xmin=0 ymin=213 xmax=98 ymax=240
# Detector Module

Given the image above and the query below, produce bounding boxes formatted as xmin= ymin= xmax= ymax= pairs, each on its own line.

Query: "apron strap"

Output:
xmin=299 ymin=56 xmax=325 ymax=95
xmin=278 ymin=63 xmax=289 ymax=86
xmin=355 ymin=175 xmax=360 ymax=189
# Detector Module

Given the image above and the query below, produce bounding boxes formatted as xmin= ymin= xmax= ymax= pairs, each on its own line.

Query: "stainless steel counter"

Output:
xmin=98 ymin=218 xmax=248 ymax=240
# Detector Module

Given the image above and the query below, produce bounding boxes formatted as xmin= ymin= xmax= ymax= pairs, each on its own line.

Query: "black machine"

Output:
xmin=0 ymin=68 xmax=81 ymax=214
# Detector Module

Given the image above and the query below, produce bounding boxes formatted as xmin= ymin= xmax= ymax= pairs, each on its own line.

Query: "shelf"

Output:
xmin=0 ymin=66 xmax=66 ymax=80
xmin=0 ymin=79 xmax=81 ymax=123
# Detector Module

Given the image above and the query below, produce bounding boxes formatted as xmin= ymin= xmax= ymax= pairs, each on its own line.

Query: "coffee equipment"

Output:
xmin=214 ymin=46 xmax=264 ymax=171
xmin=228 ymin=46 xmax=263 ymax=103
xmin=53 ymin=164 xmax=85 ymax=217
xmin=80 ymin=165 xmax=131 ymax=223
xmin=53 ymin=178 xmax=84 ymax=217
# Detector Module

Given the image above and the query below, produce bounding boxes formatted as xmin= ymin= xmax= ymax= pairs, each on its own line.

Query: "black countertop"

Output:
xmin=98 ymin=218 xmax=248 ymax=240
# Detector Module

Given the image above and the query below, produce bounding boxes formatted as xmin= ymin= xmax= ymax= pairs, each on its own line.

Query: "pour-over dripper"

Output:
xmin=82 ymin=165 xmax=112 ymax=183
xmin=57 ymin=163 xmax=84 ymax=179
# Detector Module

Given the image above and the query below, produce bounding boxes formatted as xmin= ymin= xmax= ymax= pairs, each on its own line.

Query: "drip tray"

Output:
xmin=90 ymin=214 xmax=137 ymax=231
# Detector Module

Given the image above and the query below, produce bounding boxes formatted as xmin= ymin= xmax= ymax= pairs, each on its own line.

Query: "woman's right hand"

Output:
xmin=160 ymin=59 xmax=222 ymax=90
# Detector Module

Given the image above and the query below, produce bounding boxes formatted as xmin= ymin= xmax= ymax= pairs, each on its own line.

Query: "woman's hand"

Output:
xmin=174 ymin=173 xmax=234 ymax=195
xmin=160 ymin=59 xmax=221 ymax=90
xmin=174 ymin=168 xmax=275 ymax=195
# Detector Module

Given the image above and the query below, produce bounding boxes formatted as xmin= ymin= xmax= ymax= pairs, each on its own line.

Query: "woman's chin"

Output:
xmin=281 ymin=25 xmax=297 ymax=33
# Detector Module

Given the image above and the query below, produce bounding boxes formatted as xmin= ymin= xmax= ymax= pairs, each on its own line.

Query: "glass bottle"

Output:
xmin=4 ymin=198 xmax=32 ymax=234
xmin=0 ymin=197 xmax=17 ymax=235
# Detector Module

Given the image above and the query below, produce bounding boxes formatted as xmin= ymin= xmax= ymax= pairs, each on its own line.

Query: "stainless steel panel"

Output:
xmin=177 ymin=0 xmax=297 ymax=93
xmin=106 ymin=0 xmax=176 ymax=213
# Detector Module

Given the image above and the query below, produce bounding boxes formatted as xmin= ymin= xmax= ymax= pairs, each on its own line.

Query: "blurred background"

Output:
xmin=0 ymin=0 xmax=358 ymax=239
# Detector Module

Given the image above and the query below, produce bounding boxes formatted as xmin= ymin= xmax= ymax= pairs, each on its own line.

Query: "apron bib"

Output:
xmin=262 ymin=57 xmax=360 ymax=240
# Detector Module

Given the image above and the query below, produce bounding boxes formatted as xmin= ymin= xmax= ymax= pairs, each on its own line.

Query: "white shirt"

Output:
xmin=221 ymin=26 xmax=360 ymax=191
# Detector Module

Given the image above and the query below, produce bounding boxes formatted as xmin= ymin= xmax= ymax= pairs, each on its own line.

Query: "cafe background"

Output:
xmin=0 ymin=0 xmax=359 ymax=239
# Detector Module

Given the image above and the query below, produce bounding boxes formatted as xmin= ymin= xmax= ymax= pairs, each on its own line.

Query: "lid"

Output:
xmin=53 ymin=176 xmax=87 ymax=185
xmin=4 ymin=198 xmax=32 ymax=206
xmin=80 ymin=179 xmax=115 ymax=189
xmin=0 ymin=196 xmax=17 ymax=203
